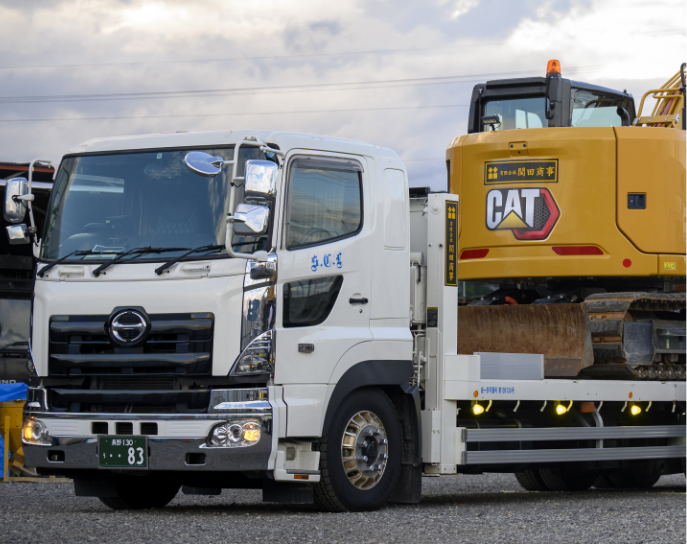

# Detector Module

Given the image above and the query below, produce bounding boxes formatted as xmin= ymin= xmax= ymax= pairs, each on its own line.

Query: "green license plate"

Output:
xmin=98 ymin=436 xmax=148 ymax=469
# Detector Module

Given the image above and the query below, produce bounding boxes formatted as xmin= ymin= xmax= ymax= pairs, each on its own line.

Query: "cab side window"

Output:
xmin=285 ymin=158 xmax=363 ymax=249
xmin=283 ymin=276 xmax=343 ymax=328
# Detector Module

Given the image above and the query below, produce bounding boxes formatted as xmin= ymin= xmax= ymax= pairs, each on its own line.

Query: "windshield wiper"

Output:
xmin=92 ymin=246 xmax=189 ymax=277
xmin=37 ymin=249 xmax=117 ymax=278
xmin=155 ymin=244 xmax=225 ymax=276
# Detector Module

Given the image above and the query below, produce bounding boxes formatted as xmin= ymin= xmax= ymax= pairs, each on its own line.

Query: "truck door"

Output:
xmin=275 ymin=153 xmax=373 ymax=385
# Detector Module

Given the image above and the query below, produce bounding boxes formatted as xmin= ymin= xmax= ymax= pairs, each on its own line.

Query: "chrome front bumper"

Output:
xmin=23 ymin=387 xmax=274 ymax=472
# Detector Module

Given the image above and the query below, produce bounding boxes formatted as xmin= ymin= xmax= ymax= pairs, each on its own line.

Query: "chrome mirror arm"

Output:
xmin=223 ymin=135 xmax=280 ymax=263
xmin=225 ymin=218 xmax=268 ymax=262
xmin=27 ymin=158 xmax=51 ymax=254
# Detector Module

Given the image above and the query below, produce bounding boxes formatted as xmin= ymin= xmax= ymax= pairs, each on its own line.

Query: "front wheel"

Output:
xmin=98 ymin=474 xmax=180 ymax=510
xmin=314 ymin=388 xmax=402 ymax=512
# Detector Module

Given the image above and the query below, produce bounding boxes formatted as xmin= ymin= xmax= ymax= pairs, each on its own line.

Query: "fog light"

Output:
xmin=630 ymin=405 xmax=642 ymax=416
xmin=22 ymin=417 xmax=51 ymax=445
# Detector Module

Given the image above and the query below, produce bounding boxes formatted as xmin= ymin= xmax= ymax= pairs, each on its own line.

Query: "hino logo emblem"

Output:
xmin=109 ymin=310 xmax=149 ymax=346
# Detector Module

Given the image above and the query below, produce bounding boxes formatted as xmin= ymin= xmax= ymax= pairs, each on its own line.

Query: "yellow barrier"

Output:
xmin=1 ymin=400 xmax=27 ymax=481
xmin=0 ymin=400 xmax=70 ymax=483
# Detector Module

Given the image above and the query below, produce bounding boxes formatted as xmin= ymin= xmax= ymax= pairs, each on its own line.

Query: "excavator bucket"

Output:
xmin=458 ymin=304 xmax=594 ymax=377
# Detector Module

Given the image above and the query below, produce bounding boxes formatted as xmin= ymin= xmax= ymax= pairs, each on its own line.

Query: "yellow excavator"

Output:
xmin=449 ymin=61 xmax=686 ymax=380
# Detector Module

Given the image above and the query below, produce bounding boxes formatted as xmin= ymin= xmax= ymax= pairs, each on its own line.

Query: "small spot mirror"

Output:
xmin=184 ymin=152 xmax=226 ymax=177
xmin=244 ymin=160 xmax=278 ymax=199
xmin=4 ymin=177 xmax=29 ymax=223
xmin=233 ymin=203 xmax=270 ymax=236
xmin=6 ymin=224 xmax=30 ymax=245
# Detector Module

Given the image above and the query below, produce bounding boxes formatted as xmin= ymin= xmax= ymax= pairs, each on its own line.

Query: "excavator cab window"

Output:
xmin=469 ymin=76 xmax=635 ymax=133
xmin=483 ymin=97 xmax=546 ymax=131
xmin=570 ymin=87 xmax=635 ymax=127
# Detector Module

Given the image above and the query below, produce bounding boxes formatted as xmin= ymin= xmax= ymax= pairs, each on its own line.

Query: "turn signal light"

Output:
xmin=547 ymin=59 xmax=561 ymax=77
xmin=472 ymin=404 xmax=485 ymax=415
xmin=630 ymin=405 xmax=642 ymax=416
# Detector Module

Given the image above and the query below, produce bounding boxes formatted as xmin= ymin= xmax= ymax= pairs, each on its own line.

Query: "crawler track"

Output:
xmin=458 ymin=291 xmax=685 ymax=380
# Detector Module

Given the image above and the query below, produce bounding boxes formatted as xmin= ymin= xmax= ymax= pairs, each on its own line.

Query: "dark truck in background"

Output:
xmin=0 ymin=161 xmax=53 ymax=384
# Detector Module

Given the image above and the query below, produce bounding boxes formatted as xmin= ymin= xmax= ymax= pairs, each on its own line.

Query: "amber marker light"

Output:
xmin=555 ymin=400 xmax=573 ymax=415
xmin=472 ymin=399 xmax=492 ymax=415
xmin=546 ymin=59 xmax=561 ymax=77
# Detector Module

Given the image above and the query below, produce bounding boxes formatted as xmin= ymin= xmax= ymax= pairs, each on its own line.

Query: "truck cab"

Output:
xmin=0 ymin=161 xmax=53 ymax=384
xmin=17 ymin=131 xmax=417 ymax=510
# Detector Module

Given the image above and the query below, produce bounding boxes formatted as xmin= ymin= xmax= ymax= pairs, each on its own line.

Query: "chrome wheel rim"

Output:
xmin=341 ymin=411 xmax=388 ymax=490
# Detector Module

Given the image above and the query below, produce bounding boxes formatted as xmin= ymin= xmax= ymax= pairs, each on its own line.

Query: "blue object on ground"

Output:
xmin=0 ymin=382 xmax=27 ymax=402
xmin=0 ymin=434 xmax=5 ymax=480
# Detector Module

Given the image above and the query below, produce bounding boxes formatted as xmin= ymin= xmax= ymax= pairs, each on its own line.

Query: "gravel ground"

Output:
xmin=0 ymin=473 xmax=684 ymax=544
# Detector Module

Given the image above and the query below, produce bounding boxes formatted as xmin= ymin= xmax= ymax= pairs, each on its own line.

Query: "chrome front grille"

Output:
xmin=48 ymin=312 xmax=214 ymax=377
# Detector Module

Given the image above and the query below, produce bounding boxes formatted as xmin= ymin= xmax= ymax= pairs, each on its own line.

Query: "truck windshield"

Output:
xmin=570 ymin=87 xmax=635 ymax=127
xmin=42 ymin=147 xmax=270 ymax=262
xmin=483 ymin=97 xmax=547 ymax=132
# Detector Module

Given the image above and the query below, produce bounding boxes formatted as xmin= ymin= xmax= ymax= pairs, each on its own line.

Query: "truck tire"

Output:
xmin=608 ymin=471 xmax=660 ymax=489
xmin=314 ymin=387 xmax=402 ymax=512
xmin=514 ymin=469 xmax=549 ymax=491
xmin=98 ymin=474 xmax=180 ymax=510
xmin=593 ymin=474 xmax=617 ymax=489
xmin=538 ymin=468 xmax=597 ymax=491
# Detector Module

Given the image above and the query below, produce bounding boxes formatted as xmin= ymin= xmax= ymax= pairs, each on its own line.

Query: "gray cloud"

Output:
xmin=0 ymin=0 xmax=684 ymax=190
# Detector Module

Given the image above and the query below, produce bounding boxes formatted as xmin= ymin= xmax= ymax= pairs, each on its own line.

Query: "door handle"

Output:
xmin=349 ymin=297 xmax=368 ymax=305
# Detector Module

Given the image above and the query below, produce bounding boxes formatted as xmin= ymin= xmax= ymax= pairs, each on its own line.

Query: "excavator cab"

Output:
xmin=467 ymin=63 xmax=636 ymax=134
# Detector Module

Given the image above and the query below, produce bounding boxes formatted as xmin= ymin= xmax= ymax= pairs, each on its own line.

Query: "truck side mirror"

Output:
xmin=4 ymin=177 xmax=30 ymax=223
xmin=244 ymin=160 xmax=278 ymax=200
xmin=232 ymin=203 xmax=270 ymax=236
xmin=6 ymin=224 xmax=30 ymax=245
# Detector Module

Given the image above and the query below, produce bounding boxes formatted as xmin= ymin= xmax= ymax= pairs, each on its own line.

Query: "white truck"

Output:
xmin=6 ymin=130 xmax=685 ymax=511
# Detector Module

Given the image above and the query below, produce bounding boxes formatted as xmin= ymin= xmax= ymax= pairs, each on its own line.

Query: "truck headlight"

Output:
xmin=22 ymin=417 xmax=51 ymax=446
xmin=230 ymin=330 xmax=275 ymax=375
xmin=208 ymin=420 xmax=261 ymax=447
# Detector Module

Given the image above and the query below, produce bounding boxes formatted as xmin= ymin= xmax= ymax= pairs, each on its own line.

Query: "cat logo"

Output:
xmin=486 ymin=188 xmax=560 ymax=240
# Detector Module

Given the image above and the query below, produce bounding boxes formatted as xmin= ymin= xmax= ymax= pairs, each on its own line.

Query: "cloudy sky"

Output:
xmin=1 ymin=0 xmax=684 ymax=188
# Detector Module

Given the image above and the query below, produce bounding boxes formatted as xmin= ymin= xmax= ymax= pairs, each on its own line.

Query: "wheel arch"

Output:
xmin=321 ymin=360 xmax=422 ymax=504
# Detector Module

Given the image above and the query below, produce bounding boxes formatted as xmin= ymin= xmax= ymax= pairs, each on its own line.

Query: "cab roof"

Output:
xmin=69 ymin=129 xmax=399 ymax=161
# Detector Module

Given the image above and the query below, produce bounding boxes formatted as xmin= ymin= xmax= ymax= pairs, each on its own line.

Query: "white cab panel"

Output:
xmin=274 ymin=150 xmax=373 ymax=385
xmin=32 ymin=272 xmax=245 ymax=376
xmin=382 ymin=169 xmax=408 ymax=249
xmin=283 ymin=384 xmax=328 ymax=437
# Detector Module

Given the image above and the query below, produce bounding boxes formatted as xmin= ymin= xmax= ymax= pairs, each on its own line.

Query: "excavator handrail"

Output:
xmin=637 ymin=87 xmax=682 ymax=119
xmin=633 ymin=66 xmax=686 ymax=128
